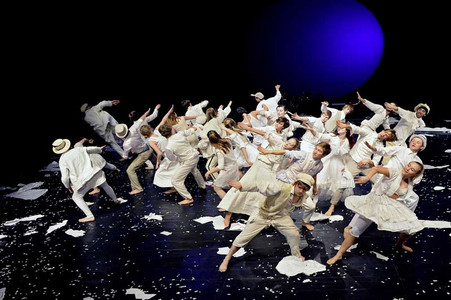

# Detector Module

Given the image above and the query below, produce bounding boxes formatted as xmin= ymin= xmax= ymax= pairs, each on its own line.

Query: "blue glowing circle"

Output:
xmin=246 ymin=0 xmax=384 ymax=98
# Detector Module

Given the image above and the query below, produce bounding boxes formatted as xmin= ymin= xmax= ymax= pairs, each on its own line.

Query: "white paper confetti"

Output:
xmin=445 ymin=149 xmax=451 ymax=153
xmin=125 ymin=287 xmax=156 ymax=299
xmin=217 ymin=247 xmax=247 ymax=257
xmin=228 ymin=222 xmax=246 ymax=231
xmin=433 ymin=186 xmax=445 ymax=191
xmin=46 ymin=220 xmax=68 ymax=235
xmin=276 ymin=256 xmax=326 ymax=277
xmin=420 ymin=220 xmax=451 ymax=229
xmin=310 ymin=212 xmax=329 ymax=221
xmin=334 ymin=243 xmax=358 ymax=252
xmin=302 ymin=279 xmax=312 ymax=283
xmin=5 ymin=182 xmax=48 ymax=200
xmin=424 ymin=164 xmax=449 ymax=170
xmin=370 ymin=251 xmax=389 ymax=261
xmin=0 ymin=235 xmax=7 ymax=239
xmin=40 ymin=161 xmax=60 ymax=172
xmin=193 ymin=216 xmax=214 ymax=224
xmin=142 ymin=213 xmax=163 ymax=221
xmin=160 ymin=231 xmax=172 ymax=236
xmin=3 ymin=214 xmax=45 ymax=226
xmin=65 ymin=229 xmax=86 ymax=237
xmin=328 ymin=215 xmax=344 ymax=223
xmin=24 ymin=230 xmax=38 ymax=236
xmin=116 ymin=198 xmax=127 ymax=204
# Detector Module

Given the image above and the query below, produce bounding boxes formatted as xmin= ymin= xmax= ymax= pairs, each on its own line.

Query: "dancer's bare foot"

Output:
xmin=129 ymin=189 xmax=143 ymax=195
xmin=219 ymin=258 xmax=230 ymax=272
xmin=88 ymin=187 xmax=100 ymax=195
xmin=224 ymin=212 xmax=232 ymax=228
xmin=295 ymin=255 xmax=305 ymax=262
xmin=324 ymin=207 xmax=334 ymax=217
xmin=178 ymin=199 xmax=194 ymax=205
xmin=327 ymin=255 xmax=342 ymax=265
xmin=302 ymin=221 xmax=315 ymax=231
xmin=164 ymin=188 xmax=177 ymax=194
xmin=395 ymin=242 xmax=413 ymax=253
xmin=79 ymin=216 xmax=95 ymax=223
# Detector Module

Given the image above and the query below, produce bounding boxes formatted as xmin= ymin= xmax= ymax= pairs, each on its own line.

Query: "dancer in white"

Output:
xmin=115 ymin=108 xmax=154 ymax=195
xmin=74 ymin=137 xmax=120 ymax=195
xmin=204 ymin=130 xmax=240 ymax=205
xmin=291 ymin=110 xmax=332 ymax=152
xmin=181 ymin=99 xmax=209 ymax=126
xmin=315 ymin=127 xmax=356 ymax=216
xmin=327 ymin=161 xmax=424 ymax=265
xmin=321 ymin=100 xmax=355 ymax=133
xmin=53 ymin=138 xmax=124 ymax=223
xmin=161 ymin=124 xmax=206 ymax=205
xmin=218 ymin=173 xmax=315 ymax=272
xmin=384 ymin=102 xmax=429 ymax=146
xmin=81 ymin=99 xmax=125 ymax=158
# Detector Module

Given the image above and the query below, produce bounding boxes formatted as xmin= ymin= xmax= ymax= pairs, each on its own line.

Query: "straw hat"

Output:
xmin=52 ymin=138 xmax=71 ymax=154
xmin=295 ymin=173 xmax=314 ymax=189
xmin=115 ymin=124 xmax=129 ymax=138
xmin=414 ymin=103 xmax=430 ymax=115
xmin=80 ymin=103 xmax=89 ymax=113
xmin=250 ymin=92 xmax=264 ymax=99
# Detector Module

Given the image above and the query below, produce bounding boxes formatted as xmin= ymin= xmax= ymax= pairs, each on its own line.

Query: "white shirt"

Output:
xmin=59 ymin=147 xmax=103 ymax=191
xmin=165 ymin=128 xmax=199 ymax=161
xmin=122 ymin=119 xmax=149 ymax=158
xmin=276 ymin=150 xmax=323 ymax=183
xmin=349 ymin=124 xmax=383 ymax=166
xmin=185 ymin=100 xmax=209 ymax=125
xmin=392 ymin=107 xmax=426 ymax=143
xmin=84 ymin=101 xmax=118 ymax=137
xmin=301 ymin=116 xmax=326 ymax=145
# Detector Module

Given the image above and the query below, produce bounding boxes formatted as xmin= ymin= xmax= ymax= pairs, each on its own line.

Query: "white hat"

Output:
xmin=115 ymin=124 xmax=129 ymax=138
xmin=80 ymin=103 xmax=89 ymax=113
xmin=295 ymin=173 xmax=315 ymax=188
xmin=52 ymin=138 xmax=71 ymax=154
xmin=409 ymin=134 xmax=427 ymax=151
xmin=414 ymin=103 xmax=430 ymax=115
xmin=250 ymin=92 xmax=264 ymax=99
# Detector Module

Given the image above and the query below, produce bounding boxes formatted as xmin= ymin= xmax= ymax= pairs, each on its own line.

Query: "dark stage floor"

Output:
xmin=1 ymin=132 xmax=450 ymax=300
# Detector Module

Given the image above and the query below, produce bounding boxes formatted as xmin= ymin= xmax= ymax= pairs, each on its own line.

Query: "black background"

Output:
xmin=2 ymin=1 xmax=449 ymax=186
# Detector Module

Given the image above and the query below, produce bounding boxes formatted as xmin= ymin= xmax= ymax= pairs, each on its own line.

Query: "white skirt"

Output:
xmin=153 ymin=158 xmax=179 ymax=188
xmin=345 ymin=192 xmax=424 ymax=235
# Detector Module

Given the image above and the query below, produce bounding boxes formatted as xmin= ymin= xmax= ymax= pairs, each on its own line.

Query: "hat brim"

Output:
xmin=116 ymin=128 xmax=128 ymax=138
xmin=53 ymin=139 xmax=71 ymax=154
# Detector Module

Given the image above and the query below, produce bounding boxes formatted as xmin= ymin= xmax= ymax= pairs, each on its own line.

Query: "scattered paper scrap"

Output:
xmin=0 ymin=235 xmax=7 ymax=239
xmin=142 ymin=213 xmax=163 ymax=221
xmin=228 ymin=222 xmax=246 ymax=231
xmin=445 ymin=149 xmax=451 ymax=153
xmin=328 ymin=215 xmax=344 ymax=223
xmin=371 ymin=251 xmax=389 ymax=261
xmin=420 ymin=220 xmax=451 ymax=229
xmin=433 ymin=186 xmax=445 ymax=191
xmin=276 ymin=256 xmax=326 ymax=277
xmin=310 ymin=212 xmax=329 ymax=222
xmin=46 ymin=220 xmax=68 ymax=235
xmin=3 ymin=214 xmax=45 ymax=226
xmin=65 ymin=229 xmax=86 ymax=237
xmin=125 ymin=287 xmax=156 ymax=299
xmin=302 ymin=279 xmax=312 ymax=283
xmin=160 ymin=231 xmax=172 ymax=236
xmin=334 ymin=243 xmax=358 ymax=252
xmin=217 ymin=247 xmax=247 ymax=257
xmin=24 ymin=230 xmax=38 ymax=236
xmin=0 ymin=287 xmax=5 ymax=300
xmin=424 ymin=164 xmax=449 ymax=170
xmin=194 ymin=216 xmax=214 ymax=224
xmin=116 ymin=198 xmax=127 ymax=204
xmin=40 ymin=161 xmax=60 ymax=172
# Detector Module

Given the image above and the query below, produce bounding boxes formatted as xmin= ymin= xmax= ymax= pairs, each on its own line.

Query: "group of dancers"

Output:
xmin=51 ymin=84 xmax=431 ymax=271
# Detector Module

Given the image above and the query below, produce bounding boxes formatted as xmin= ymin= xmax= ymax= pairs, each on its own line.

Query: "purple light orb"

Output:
xmin=246 ymin=0 xmax=384 ymax=98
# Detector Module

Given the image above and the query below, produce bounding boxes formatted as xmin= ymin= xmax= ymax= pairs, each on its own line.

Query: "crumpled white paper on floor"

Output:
xmin=217 ymin=247 xmax=247 ymax=257
xmin=142 ymin=213 xmax=163 ymax=221
xmin=46 ymin=220 xmax=68 ymax=235
xmin=3 ymin=214 xmax=45 ymax=226
xmin=5 ymin=182 xmax=48 ymax=200
xmin=125 ymin=287 xmax=156 ymax=299
xmin=65 ymin=229 xmax=86 ymax=237
xmin=276 ymin=256 xmax=326 ymax=277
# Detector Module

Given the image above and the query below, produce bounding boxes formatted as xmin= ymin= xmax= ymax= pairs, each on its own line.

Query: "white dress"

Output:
xmin=229 ymin=133 xmax=259 ymax=168
xmin=212 ymin=140 xmax=240 ymax=189
xmin=316 ymin=134 xmax=355 ymax=201
xmin=345 ymin=168 xmax=424 ymax=235
xmin=151 ymin=131 xmax=179 ymax=188
xmin=217 ymin=132 xmax=285 ymax=216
